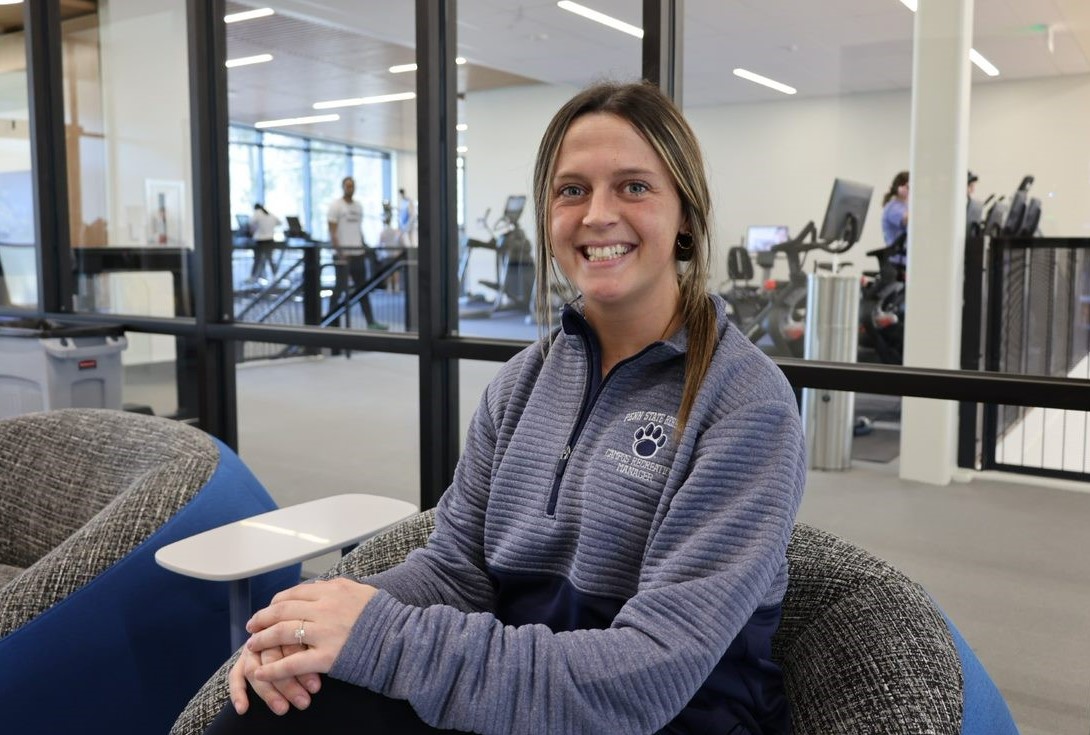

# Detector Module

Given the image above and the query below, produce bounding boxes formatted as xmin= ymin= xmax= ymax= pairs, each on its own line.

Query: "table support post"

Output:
xmin=228 ymin=577 xmax=252 ymax=652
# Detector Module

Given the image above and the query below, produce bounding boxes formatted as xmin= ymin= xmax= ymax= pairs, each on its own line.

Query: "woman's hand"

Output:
xmin=227 ymin=643 xmax=322 ymax=716
xmin=242 ymin=579 xmax=378 ymax=685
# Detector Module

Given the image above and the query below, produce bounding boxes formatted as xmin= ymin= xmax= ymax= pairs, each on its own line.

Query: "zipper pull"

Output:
xmin=555 ymin=445 xmax=571 ymax=476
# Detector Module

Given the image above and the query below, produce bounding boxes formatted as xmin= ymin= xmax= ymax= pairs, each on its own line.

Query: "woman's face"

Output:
xmin=548 ymin=113 xmax=685 ymax=319
xmin=897 ymin=180 xmax=910 ymax=200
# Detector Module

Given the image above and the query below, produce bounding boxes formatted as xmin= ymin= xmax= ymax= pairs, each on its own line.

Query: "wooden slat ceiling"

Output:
xmin=0 ymin=0 xmax=97 ymax=34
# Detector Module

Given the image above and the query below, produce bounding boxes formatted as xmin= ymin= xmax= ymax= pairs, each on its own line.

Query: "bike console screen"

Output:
xmin=818 ymin=178 xmax=873 ymax=249
xmin=745 ymin=225 xmax=790 ymax=253
xmin=503 ymin=195 xmax=527 ymax=225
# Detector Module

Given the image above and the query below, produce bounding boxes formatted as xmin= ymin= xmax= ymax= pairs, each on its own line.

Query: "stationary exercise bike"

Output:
xmin=459 ymin=195 xmax=534 ymax=316
xmin=734 ymin=219 xmax=858 ymax=358
xmin=731 ymin=178 xmax=873 ymax=357
xmin=720 ymin=245 xmax=772 ymax=328
xmin=857 ymin=233 xmax=906 ymax=365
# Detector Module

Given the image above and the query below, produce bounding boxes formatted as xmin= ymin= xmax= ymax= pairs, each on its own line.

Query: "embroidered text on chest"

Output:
xmin=602 ymin=412 xmax=678 ymax=482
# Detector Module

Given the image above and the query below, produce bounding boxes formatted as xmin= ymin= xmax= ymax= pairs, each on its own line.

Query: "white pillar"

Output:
xmin=899 ymin=0 xmax=974 ymax=485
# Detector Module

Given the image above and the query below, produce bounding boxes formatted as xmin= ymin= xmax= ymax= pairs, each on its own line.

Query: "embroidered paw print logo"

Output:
xmin=632 ymin=422 xmax=667 ymax=458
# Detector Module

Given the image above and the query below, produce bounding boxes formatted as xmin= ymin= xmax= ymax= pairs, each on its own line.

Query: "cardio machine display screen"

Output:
xmin=745 ymin=225 xmax=790 ymax=253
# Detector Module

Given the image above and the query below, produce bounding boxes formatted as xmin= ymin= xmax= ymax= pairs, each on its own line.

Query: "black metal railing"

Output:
xmin=961 ymin=235 xmax=1090 ymax=479
xmin=232 ymin=245 xmax=414 ymax=362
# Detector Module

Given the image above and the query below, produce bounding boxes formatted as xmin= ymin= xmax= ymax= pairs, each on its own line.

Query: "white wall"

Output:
xmin=689 ymin=90 xmax=912 ymax=286
xmin=967 ymin=74 xmax=1090 ymax=237
xmin=97 ymin=0 xmax=193 ymax=364
xmin=99 ymin=0 xmax=193 ymax=249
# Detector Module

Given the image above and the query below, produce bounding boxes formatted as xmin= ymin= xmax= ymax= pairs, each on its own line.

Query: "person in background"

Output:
xmin=967 ymin=170 xmax=978 ymax=200
xmin=249 ymin=203 xmax=281 ymax=283
xmin=377 ymin=200 xmax=404 ymax=291
xmin=881 ymin=171 xmax=909 ymax=246
xmin=206 ymin=80 xmax=806 ymax=735
xmin=397 ymin=188 xmax=416 ymax=247
xmin=327 ymin=176 xmax=387 ymax=330
xmin=881 ymin=170 xmax=909 ymax=266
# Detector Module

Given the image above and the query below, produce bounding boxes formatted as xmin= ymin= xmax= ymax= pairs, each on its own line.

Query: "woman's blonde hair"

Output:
xmin=531 ymin=80 xmax=717 ymax=433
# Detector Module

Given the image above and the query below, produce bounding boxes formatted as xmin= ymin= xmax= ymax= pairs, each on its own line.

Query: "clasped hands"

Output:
xmin=229 ymin=578 xmax=378 ymax=716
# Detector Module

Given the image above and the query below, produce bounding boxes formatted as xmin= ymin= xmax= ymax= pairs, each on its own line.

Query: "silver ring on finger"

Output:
xmin=294 ymin=619 xmax=307 ymax=648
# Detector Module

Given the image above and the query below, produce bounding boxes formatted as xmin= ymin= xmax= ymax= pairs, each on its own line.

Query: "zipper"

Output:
xmin=544 ymin=337 xmax=660 ymax=517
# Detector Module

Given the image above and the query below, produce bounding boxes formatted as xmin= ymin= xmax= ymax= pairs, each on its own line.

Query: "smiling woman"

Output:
xmin=204 ymin=80 xmax=806 ymax=735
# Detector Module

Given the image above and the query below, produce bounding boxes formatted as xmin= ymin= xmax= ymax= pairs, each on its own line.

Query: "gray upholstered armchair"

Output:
xmin=171 ymin=511 xmax=1018 ymax=734
xmin=0 ymin=408 xmax=299 ymax=734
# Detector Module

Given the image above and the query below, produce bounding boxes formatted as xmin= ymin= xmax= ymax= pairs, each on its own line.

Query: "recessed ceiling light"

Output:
xmin=226 ymin=54 xmax=273 ymax=68
xmin=224 ymin=7 xmax=274 ymax=23
xmin=313 ymin=92 xmax=416 ymax=110
xmin=456 ymin=123 xmax=468 ymax=132
xmin=456 ymin=146 xmax=468 ymax=154
xmin=557 ymin=1 xmax=643 ymax=39
xmin=255 ymin=113 xmax=339 ymax=129
xmin=732 ymin=68 xmax=797 ymax=95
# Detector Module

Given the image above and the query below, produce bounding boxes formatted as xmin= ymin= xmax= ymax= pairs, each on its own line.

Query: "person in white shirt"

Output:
xmin=327 ymin=177 xmax=387 ymax=330
xmin=249 ymin=204 xmax=281 ymax=282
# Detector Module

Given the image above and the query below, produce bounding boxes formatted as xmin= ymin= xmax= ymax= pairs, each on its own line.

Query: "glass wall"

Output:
xmin=453 ymin=0 xmax=642 ymax=340
xmin=225 ymin=2 xmax=413 ymax=334
xmin=57 ymin=0 xmax=195 ymax=390
xmin=683 ymin=2 xmax=915 ymax=365
xmin=0 ymin=11 xmax=35 ymax=309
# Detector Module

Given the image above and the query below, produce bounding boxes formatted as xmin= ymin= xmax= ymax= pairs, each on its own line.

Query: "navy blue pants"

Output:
xmin=204 ymin=676 xmax=460 ymax=733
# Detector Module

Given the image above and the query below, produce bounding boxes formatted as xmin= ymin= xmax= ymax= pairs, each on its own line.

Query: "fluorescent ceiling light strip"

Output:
xmin=732 ymin=68 xmax=796 ymax=95
xmin=226 ymin=54 xmax=273 ymax=68
xmin=0 ymin=1 xmax=25 ymax=6
xmin=225 ymin=7 xmax=274 ymax=23
xmin=557 ymin=1 xmax=643 ymax=39
xmin=313 ymin=92 xmax=416 ymax=110
xmin=255 ymin=113 xmax=339 ymax=129
xmin=389 ymin=58 xmax=465 ymax=74
xmin=969 ymin=48 xmax=1000 ymax=76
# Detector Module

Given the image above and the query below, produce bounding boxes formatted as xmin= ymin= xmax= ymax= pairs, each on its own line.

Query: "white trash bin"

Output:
xmin=0 ymin=319 xmax=128 ymax=419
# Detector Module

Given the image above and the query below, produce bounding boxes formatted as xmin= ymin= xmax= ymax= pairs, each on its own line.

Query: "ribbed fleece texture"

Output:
xmin=329 ymin=295 xmax=807 ymax=734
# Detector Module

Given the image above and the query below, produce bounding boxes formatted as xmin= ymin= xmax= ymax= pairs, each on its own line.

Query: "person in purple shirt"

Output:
xmin=205 ymin=81 xmax=805 ymax=735
xmin=881 ymin=170 xmax=909 ymax=266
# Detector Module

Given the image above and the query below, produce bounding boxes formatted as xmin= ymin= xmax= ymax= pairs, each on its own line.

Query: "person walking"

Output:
xmin=327 ymin=176 xmax=387 ymax=330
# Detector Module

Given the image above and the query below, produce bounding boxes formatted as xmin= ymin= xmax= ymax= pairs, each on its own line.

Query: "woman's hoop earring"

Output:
xmin=675 ymin=232 xmax=695 ymax=262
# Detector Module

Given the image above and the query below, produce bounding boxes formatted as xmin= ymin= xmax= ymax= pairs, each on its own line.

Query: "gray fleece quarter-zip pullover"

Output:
xmin=331 ymin=294 xmax=807 ymax=734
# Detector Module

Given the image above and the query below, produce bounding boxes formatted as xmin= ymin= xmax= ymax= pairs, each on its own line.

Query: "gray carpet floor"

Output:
xmin=128 ymin=351 xmax=1090 ymax=734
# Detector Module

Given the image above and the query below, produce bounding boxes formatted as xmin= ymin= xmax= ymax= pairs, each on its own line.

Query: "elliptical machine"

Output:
xmin=459 ymin=195 xmax=534 ymax=317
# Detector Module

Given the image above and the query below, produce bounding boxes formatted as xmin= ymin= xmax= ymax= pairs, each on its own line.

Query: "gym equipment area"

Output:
xmin=458 ymin=195 xmax=535 ymax=319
